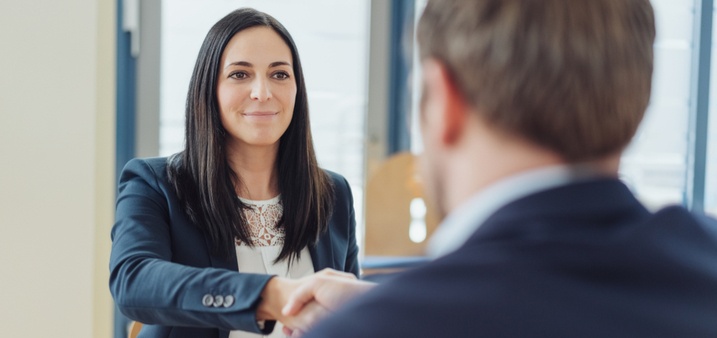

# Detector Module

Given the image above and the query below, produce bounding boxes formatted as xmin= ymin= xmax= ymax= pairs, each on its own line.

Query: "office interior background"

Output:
xmin=1 ymin=0 xmax=716 ymax=337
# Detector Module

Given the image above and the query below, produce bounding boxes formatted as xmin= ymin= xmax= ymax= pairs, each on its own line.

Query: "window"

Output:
xmin=408 ymin=0 xmax=704 ymax=213
xmin=619 ymin=0 xmax=696 ymax=210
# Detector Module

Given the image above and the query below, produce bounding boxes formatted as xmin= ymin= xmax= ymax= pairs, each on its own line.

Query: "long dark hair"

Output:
xmin=168 ymin=8 xmax=334 ymax=263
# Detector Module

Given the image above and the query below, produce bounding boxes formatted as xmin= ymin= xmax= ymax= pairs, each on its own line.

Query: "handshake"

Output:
xmin=257 ymin=269 xmax=376 ymax=337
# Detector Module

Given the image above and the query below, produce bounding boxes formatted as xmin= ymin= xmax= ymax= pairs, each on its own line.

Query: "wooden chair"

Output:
xmin=363 ymin=152 xmax=439 ymax=273
xmin=128 ymin=321 xmax=142 ymax=338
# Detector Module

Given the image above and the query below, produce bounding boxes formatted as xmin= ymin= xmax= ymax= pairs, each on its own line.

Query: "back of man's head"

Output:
xmin=417 ymin=0 xmax=656 ymax=162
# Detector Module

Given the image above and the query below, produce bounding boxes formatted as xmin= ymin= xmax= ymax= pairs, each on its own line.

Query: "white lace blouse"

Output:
xmin=229 ymin=195 xmax=315 ymax=338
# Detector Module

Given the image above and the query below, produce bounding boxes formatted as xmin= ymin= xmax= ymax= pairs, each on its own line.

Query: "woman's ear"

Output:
xmin=421 ymin=59 xmax=469 ymax=147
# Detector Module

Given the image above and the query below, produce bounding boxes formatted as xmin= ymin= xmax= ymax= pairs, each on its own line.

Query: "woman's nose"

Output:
xmin=250 ymin=78 xmax=271 ymax=102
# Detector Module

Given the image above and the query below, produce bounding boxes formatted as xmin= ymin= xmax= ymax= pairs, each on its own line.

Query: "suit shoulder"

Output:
xmin=323 ymin=169 xmax=352 ymax=195
xmin=651 ymin=205 xmax=717 ymax=239
xmin=124 ymin=156 xmax=169 ymax=172
xmin=120 ymin=157 xmax=172 ymax=186
xmin=323 ymin=169 xmax=348 ymax=186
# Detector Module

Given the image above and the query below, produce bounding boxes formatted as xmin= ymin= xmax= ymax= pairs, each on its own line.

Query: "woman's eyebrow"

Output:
xmin=225 ymin=61 xmax=253 ymax=69
xmin=269 ymin=61 xmax=291 ymax=68
xmin=224 ymin=61 xmax=291 ymax=69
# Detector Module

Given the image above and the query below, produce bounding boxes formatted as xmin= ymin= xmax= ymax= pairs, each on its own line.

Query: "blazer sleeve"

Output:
xmin=109 ymin=158 xmax=273 ymax=334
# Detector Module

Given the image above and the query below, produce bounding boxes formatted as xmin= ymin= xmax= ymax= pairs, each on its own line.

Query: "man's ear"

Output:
xmin=422 ymin=59 xmax=468 ymax=146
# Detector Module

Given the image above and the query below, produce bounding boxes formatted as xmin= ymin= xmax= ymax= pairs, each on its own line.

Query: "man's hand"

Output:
xmin=281 ymin=300 xmax=330 ymax=337
xmin=280 ymin=268 xmax=376 ymax=335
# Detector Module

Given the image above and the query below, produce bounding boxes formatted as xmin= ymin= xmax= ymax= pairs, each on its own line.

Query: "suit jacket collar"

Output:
xmin=429 ymin=165 xmax=577 ymax=257
xmin=470 ymin=178 xmax=650 ymax=243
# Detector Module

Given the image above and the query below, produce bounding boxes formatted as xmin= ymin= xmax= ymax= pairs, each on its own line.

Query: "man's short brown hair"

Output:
xmin=417 ymin=0 xmax=656 ymax=161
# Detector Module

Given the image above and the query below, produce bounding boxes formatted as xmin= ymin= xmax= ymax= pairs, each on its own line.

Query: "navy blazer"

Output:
xmin=109 ymin=157 xmax=359 ymax=338
xmin=306 ymin=178 xmax=717 ymax=338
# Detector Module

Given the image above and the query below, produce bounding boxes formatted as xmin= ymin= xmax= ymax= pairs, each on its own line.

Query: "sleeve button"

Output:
xmin=223 ymin=295 xmax=235 ymax=307
xmin=213 ymin=295 xmax=224 ymax=307
xmin=202 ymin=294 xmax=214 ymax=307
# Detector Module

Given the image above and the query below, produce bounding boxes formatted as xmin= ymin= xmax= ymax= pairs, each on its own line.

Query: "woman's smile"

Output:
xmin=242 ymin=111 xmax=279 ymax=121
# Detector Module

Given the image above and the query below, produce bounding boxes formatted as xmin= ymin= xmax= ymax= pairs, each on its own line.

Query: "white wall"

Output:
xmin=0 ymin=0 xmax=115 ymax=337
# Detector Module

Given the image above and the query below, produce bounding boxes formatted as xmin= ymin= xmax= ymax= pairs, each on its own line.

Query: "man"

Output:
xmin=280 ymin=0 xmax=717 ymax=336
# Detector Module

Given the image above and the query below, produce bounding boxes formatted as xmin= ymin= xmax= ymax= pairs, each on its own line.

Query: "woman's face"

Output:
xmin=217 ymin=26 xmax=297 ymax=149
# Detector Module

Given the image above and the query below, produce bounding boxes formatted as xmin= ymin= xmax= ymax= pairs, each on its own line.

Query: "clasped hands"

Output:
xmin=258 ymin=268 xmax=375 ymax=337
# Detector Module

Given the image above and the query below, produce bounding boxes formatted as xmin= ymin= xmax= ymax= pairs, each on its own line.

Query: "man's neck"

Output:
xmin=441 ymin=123 xmax=620 ymax=216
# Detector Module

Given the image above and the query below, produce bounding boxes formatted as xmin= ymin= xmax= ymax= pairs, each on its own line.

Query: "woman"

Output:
xmin=109 ymin=8 xmax=359 ymax=338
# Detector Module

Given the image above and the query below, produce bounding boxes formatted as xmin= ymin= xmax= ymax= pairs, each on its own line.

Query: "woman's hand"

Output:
xmin=257 ymin=276 xmax=299 ymax=322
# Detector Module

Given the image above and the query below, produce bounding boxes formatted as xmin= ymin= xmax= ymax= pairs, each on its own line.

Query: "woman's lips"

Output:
xmin=242 ymin=111 xmax=278 ymax=120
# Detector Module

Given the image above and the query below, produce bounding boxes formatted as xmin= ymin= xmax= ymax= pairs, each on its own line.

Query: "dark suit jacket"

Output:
xmin=109 ymin=157 xmax=359 ymax=338
xmin=306 ymin=178 xmax=717 ymax=338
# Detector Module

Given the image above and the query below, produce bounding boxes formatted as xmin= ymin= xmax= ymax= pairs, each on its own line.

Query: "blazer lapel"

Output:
xmin=310 ymin=222 xmax=336 ymax=271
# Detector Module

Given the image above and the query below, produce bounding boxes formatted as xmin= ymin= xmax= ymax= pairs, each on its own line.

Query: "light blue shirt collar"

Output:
xmin=426 ymin=165 xmax=595 ymax=258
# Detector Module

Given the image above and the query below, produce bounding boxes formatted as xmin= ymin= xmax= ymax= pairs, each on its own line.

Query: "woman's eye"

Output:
xmin=229 ymin=71 xmax=248 ymax=79
xmin=273 ymin=72 xmax=290 ymax=80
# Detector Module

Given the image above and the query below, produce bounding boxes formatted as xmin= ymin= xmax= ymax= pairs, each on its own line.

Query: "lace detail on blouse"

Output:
xmin=235 ymin=195 xmax=284 ymax=247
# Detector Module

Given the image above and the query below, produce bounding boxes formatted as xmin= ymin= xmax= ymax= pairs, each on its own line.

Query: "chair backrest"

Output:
xmin=128 ymin=321 xmax=142 ymax=338
xmin=364 ymin=152 xmax=440 ymax=256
